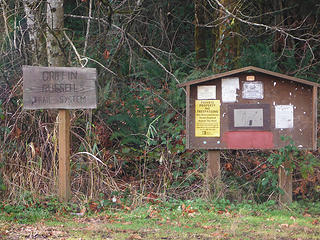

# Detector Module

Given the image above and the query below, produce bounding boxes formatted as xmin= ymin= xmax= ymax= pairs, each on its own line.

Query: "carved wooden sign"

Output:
xmin=23 ymin=66 xmax=97 ymax=109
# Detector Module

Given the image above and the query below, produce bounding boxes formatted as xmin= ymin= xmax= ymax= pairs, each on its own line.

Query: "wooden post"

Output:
xmin=205 ymin=150 xmax=222 ymax=198
xmin=278 ymin=161 xmax=292 ymax=204
xmin=207 ymin=150 xmax=221 ymax=180
xmin=312 ymin=86 xmax=318 ymax=150
xmin=58 ymin=109 xmax=71 ymax=201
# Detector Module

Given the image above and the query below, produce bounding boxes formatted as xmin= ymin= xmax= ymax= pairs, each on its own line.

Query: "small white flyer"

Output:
xmin=222 ymin=77 xmax=239 ymax=102
xmin=275 ymin=105 xmax=294 ymax=128
xmin=242 ymin=81 xmax=264 ymax=99
xmin=197 ymin=85 xmax=216 ymax=99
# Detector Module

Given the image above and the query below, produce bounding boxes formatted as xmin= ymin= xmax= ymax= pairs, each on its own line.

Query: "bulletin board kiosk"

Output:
xmin=179 ymin=66 xmax=319 ymax=203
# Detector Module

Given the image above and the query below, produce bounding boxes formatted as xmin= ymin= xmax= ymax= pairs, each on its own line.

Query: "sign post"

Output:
xmin=23 ymin=66 xmax=97 ymax=201
xmin=58 ymin=109 xmax=71 ymax=201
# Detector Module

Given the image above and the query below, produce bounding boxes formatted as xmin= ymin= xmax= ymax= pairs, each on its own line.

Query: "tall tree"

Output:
xmin=213 ymin=0 xmax=241 ymax=72
xmin=194 ymin=0 xmax=207 ymax=68
xmin=46 ymin=0 xmax=65 ymax=67
xmin=23 ymin=0 xmax=47 ymax=65
xmin=46 ymin=0 xmax=70 ymax=201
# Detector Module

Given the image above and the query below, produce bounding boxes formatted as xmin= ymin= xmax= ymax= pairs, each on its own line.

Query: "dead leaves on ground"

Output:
xmin=128 ymin=233 xmax=143 ymax=239
xmin=0 ymin=223 xmax=68 ymax=240
xmin=181 ymin=203 xmax=199 ymax=217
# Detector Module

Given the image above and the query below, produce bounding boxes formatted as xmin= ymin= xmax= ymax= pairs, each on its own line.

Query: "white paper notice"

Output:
xmin=221 ymin=77 xmax=239 ymax=102
xmin=242 ymin=81 xmax=264 ymax=99
xmin=234 ymin=108 xmax=264 ymax=127
xmin=197 ymin=85 xmax=216 ymax=99
xmin=275 ymin=105 xmax=294 ymax=128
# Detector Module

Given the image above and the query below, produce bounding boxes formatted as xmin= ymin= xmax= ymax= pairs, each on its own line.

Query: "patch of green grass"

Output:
xmin=0 ymin=196 xmax=77 ymax=224
xmin=1 ymin=199 xmax=320 ymax=239
xmin=0 ymin=203 xmax=51 ymax=223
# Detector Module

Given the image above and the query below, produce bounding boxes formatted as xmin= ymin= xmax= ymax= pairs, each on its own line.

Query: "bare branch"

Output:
xmin=209 ymin=0 xmax=316 ymax=60
xmin=111 ymin=24 xmax=184 ymax=88
xmin=64 ymin=14 xmax=185 ymax=92
xmin=83 ymin=0 xmax=93 ymax=56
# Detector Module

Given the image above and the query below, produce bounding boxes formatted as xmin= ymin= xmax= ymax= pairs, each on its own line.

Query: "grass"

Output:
xmin=1 ymin=199 xmax=320 ymax=239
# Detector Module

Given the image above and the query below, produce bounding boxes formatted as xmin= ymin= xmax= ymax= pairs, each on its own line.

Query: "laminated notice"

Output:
xmin=195 ymin=100 xmax=220 ymax=137
xmin=221 ymin=77 xmax=239 ymax=102
xmin=275 ymin=105 xmax=294 ymax=128
xmin=197 ymin=85 xmax=216 ymax=99
xmin=242 ymin=81 xmax=264 ymax=99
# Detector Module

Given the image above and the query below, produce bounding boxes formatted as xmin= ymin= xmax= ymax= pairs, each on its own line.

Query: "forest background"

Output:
xmin=0 ymin=0 xmax=320 ymax=205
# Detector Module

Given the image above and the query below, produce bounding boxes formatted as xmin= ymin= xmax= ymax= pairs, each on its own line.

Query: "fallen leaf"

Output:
xmin=303 ymin=226 xmax=311 ymax=232
xmin=129 ymin=234 xmax=142 ymax=239
xmin=186 ymin=208 xmax=197 ymax=214
xmin=312 ymin=219 xmax=319 ymax=225
xmin=289 ymin=222 xmax=298 ymax=229
xmin=188 ymin=212 xmax=197 ymax=217
xmin=202 ymin=225 xmax=214 ymax=230
xmin=13 ymin=127 xmax=22 ymax=139
xmin=89 ymin=202 xmax=98 ymax=212
xmin=211 ymin=232 xmax=223 ymax=237
xmin=225 ymin=163 xmax=232 ymax=171
xmin=280 ymin=224 xmax=289 ymax=228
xmin=225 ymin=211 xmax=232 ymax=217
xmin=103 ymin=49 xmax=110 ymax=60
xmin=148 ymin=210 xmax=159 ymax=218
xmin=71 ymin=207 xmax=86 ymax=216
xmin=146 ymin=192 xmax=159 ymax=203
xmin=122 ymin=205 xmax=131 ymax=211
xmin=181 ymin=203 xmax=186 ymax=211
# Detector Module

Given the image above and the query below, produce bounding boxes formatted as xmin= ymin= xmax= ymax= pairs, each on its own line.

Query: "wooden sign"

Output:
xmin=23 ymin=66 xmax=97 ymax=109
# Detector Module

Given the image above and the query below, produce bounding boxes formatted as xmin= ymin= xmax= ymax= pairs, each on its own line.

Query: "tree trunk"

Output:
xmin=23 ymin=0 xmax=37 ymax=63
xmin=214 ymin=0 xmax=240 ymax=72
xmin=272 ymin=0 xmax=284 ymax=54
xmin=23 ymin=0 xmax=46 ymax=65
xmin=46 ymin=0 xmax=70 ymax=202
xmin=194 ymin=0 xmax=207 ymax=68
xmin=46 ymin=0 xmax=65 ymax=67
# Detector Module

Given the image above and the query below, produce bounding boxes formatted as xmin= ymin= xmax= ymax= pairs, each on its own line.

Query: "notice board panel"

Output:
xmin=23 ymin=66 xmax=97 ymax=109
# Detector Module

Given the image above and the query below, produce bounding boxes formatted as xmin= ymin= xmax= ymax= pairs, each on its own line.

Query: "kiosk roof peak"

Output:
xmin=178 ymin=66 xmax=320 ymax=88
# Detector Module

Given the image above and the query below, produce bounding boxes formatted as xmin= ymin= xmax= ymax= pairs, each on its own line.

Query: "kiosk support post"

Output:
xmin=207 ymin=150 xmax=221 ymax=179
xmin=278 ymin=161 xmax=292 ymax=204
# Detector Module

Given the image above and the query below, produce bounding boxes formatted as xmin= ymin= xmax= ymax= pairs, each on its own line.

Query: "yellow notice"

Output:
xmin=195 ymin=100 xmax=220 ymax=137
